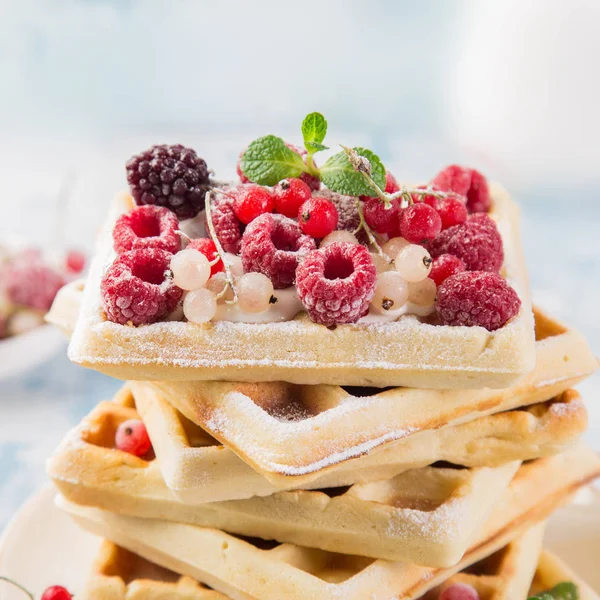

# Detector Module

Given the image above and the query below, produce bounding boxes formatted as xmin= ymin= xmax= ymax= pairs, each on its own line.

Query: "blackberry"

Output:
xmin=126 ymin=144 xmax=211 ymax=220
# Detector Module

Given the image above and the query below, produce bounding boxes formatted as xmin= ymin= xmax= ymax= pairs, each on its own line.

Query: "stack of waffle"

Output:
xmin=46 ymin=182 xmax=600 ymax=600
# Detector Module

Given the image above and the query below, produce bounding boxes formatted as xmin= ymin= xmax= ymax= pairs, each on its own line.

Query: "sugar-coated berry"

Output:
xmin=319 ymin=190 xmax=368 ymax=245
xmin=237 ymin=272 xmax=274 ymax=313
xmin=466 ymin=169 xmax=491 ymax=213
xmin=126 ymin=144 xmax=210 ymax=220
xmin=408 ymin=278 xmax=437 ymax=307
xmin=382 ymin=237 xmax=410 ymax=260
xmin=41 ymin=586 xmax=73 ymax=600
xmin=296 ymin=242 xmax=377 ymax=326
xmin=394 ymin=245 xmax=433 ymax=282
xmin=101 ymin=248 xmax=183 ymax=325
xmin=436 ymin=271 xmax=521 ymax=331
xmin=206 ymin=273 xmax=234 ymax=302
xmin=205 ymin=196 xmax=244 ymax=254
xmin=432 ymin=165 xmax=491 ymax=214
xmin=371 ymin=271 xmax=409 ymax=314
xmin=4 ymin=262 xmax=65 ymax=311
xmin=320 ymin=230 xmax=359 ymax=248
xmin=429 ymin=254 xmax=466 ymax=286
xmin=227 ymin=253 xmax=244 ymax=278
xmin=385 ymin=171 xmax=400 ymax=194
xmin=273 ymin=178 xmax=312 ymax=218
xmin=115 ymin=419 xmax=152 ymax=457
xmin=432 ymin=196 xmax=468 ymax=230
xmin=65 ymin=249 xmax=86 ymax=274
xmin=233 ymin=185 xmax=274 ymax=225
xmin=183 ymin=288 xmax=218 ymax=323
xmin=298 ymin=197 xmax=339 ymax=238
xmin=399 ymin=203 xmax=442 ymax=244
xmin=241 ymin=214 xmax=316 ymax=289
xmin=187 ymin=238 xmax=223 ymax=276
xmin=170 ymin=249 xmax=211 ymax=291
xmin=363 ymin=197 xmax=400 ymax=234
xmin=439 ymin=583 xmax=480 ymax=600
xmin=113 ymin=205 xmax=180 ymax=254
xmin=370 ymin=252 xmax=392 ymax=273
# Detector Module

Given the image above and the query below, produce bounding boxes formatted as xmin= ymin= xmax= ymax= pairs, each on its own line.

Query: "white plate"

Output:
xmin=0 ymin=484 xmax=598 ymax=599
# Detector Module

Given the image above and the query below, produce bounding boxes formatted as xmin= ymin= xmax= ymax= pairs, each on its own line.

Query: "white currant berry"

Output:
xmin=394 ymin=244 xmax=433 ymax=282
xmin=371 ymin=271 xmax=409 ymax=314
xmin=170 ymin=249 xmax=211 ymax=291
xmin=370 ymin=252 xmax=392 ymax=273
xmin=382 ymin=236 xmax=410 ymax=260
xmin=206 ymin=272 xmax=234 ymax=302
xmin=237 ymin=272 xmax=274 ymax=313
xmin=226 ymin=253 xmax=244 ymax=278
xmin=183 ymin=288 xmax=217 ymax=323
xmin=408 ymin=278 xmax=437 ymax=306
xmin=320 ymin=230 xmax=358 ymax=248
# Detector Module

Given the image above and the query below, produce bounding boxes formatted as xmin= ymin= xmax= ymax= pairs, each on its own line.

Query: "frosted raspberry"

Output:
xmin=113 ymin=205 xmax=180 ymax=254
xmin=101 ymin=248 xmax=183 ymax=325
xmin=432 ymin=165 xmax=491 ymax=213
xmin=205 ymin=196 xmax=244 ymax=254
xmin=429 ymin=214 xmax=503 ymax=272
xmin=65 ymin=249 xmax=86 ymax=274
xmin=429 ymin=254 xmax=465 ymax=286
xmin=4 ymin=262 xmax=65 ymax=311
xmin=362 ymin=197 xmax=400 ymax=234
xmin=296 ymin=242 xmax=376 ymax=326
xmin=187 ymin=238 xmax=223 ymax=276
xmin=436 ymin=271 xmax=521 ymax=331
xmin=318 ymin=190 xmax=368 ymax=244
xmin=241 ymin=214 xmax=316 ymax=289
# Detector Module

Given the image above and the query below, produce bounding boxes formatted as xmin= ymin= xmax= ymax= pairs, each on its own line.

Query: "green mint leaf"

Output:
xmin=320 ymin=147 xmax=386 ymax=196
xmin=306 ymin=141 xmax=329 ymax=153
xmin=239 ymin=135 xmax=307 ymax=185
xmin=302 ymin=112 xmax=328 ymax=150
xmin=528 ymin=582 xmax=579 ymax=600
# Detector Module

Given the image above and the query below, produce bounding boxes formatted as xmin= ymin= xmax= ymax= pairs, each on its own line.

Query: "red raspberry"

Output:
xmin=241 ymin=214 xmax=316 ymax=289
xmin=65 ymin=249 xmax=86 ymax=274
xmin=4 ymin=262 xmax=65 ymax=311
xmin=206 ymin=196 xmax=244 ymax=254
xmin=101 ymin=248 xmax=183 ymax=325
xmin=298 ymin=197 xmax=339 ymax=238
xmin=273 ymin=178 xmax=312 ymax=218
xmin=296 ymin=242 xmax=376 ymax=326
xmin=428 ymin=254 xmax=465 ymax=286
xmin=41 ymin=586 xmax=72 ymax=600
xmin=187 ymin=238 xmax=223 ymax=276
xmin=233 ymin=185 xmax=274 ymax=224
xmin=362 ymin=197 xmax=400 ymax=234
xmin=429 ymin=214 xmax=503 ymax=272
xmin=113 ymin=205 xmax=180 ymax=254
xmin=115 ymin=419 xmax=152 ymax=457
xmin=385 ymin=171 xmax=400 ymax=194
xmin=439 ymin=583 xmax=479 ymax=600
xmin=399 ymin=203 xmax=442 ymax=243
xmin=432 ymin=165 xmax=491 ymax=213
xmin=436 ymin=271 xmax=521 ymax=331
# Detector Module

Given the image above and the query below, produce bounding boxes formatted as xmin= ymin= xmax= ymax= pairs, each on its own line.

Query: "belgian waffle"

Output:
xmin=132 ymin=308 xmax=596 ymax=485
xmin=66 ymin=185 xmax=536 ymax=389
xmin=48 ymin=393 xmax=520 ymax=565
xmin=57 ymin=445 xmax=600 ymax=600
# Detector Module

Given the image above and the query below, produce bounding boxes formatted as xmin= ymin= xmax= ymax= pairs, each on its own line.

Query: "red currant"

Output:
xmin=273 ymin=178 xmax=312 ymax=218
xmin=384 ymin=171 xmax=400 ymax=194
xmin=41 ymin=586 xmax=73 ymax=600
xmin=298 ymin=197 xmax=339 ymax=238
xmin=115 ymin=419 xmax=152 ymax=457
xmin=187 ymin=238 xmax=223 ymax=276
xmin=399 ymin=203 xmax=442 ymax=244
xmin=362 ymin=197 xmax=400 ymax=234
xmin=439 ymin=583 xmax=480 ymax=600
xmin=65 ymin=250 xmax=86 ymax=274
xmin=428 ymin=253 xmax=465 ymax=286
xmin=435 ymin=196 xmax=468 ymax=230
xmin=233 ymin=185 xmax=274 ymax=225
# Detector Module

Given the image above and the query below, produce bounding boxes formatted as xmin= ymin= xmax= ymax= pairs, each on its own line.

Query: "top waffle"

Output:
xmin=67 ymin=182 xmax=535 ymax=388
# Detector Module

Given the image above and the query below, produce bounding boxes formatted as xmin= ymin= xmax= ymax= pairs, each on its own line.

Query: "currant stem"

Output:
xmin=354 ymin=200 xmax=386 ymax=258
xmin=305 ymin=152 xmax=320 ymax=178
xmin=340 ymin=146 xmax=390 ymax=207
xmin=204 ymin=191 xmax=239 ymax=304
xmin=0 ymin=577 xmax=34 ymax=599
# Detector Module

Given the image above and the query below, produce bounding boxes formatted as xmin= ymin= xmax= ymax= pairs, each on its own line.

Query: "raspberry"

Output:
xmin=273 ymin=178 xmax=312 ymax=218
xmin=432 ymin=165 xmax=491 ymax=213
xmin=428 ymin=254 xmax=465 ymax=286
xmin=206 ymin=196 xmax=244 ymax=254
xmin=385 ymin=171 xmax=400 ymax=193
xmin=429 ymin=213 xmax=503 ymax=272
xmin=4 ymin=262 xmax=65 ymax=311
xmin=113 ymin=205 xmax=180 ymax=254
xmin=399 ymin=203 xmax=442 ymax=243
xmin=296 ymin=242 xmax=377 ymax=326
xmin=436 ymin=271 xmax=521 ymax=331
xmin=241 ymin=213 xmax=316 ymax=289
xmin=318 ymin=190 xmax=361 ymax=236
xmin=299 ymin=196 xmax=339 ymax=238
xmin=101 ymin=248 xmax=183 ymax=325
xmin=65 ymin=249 xmax=86 ymax=274
xmin=126 ymin=144 xmax=211 ymax=220
xmin=41 ymin=586 xmax=72 ymax=600
xmin=187 ymin=238 xmax=223 ymax=276
xmin=115 ymin=419 xmax=152 ymax=457
xmin=362 ymin=197 xmax=400 ymax=234
xmin=233 ymin=185 xmax=274 ymax=224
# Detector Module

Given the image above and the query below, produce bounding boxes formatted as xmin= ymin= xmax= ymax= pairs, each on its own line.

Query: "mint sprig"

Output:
xmin=320 ymin=147 xmax=386 ymax=197
xmin=528 ymin=582 xmax=579 ymax=600
xmin=302 ymin=112 xmax=328 ymax=154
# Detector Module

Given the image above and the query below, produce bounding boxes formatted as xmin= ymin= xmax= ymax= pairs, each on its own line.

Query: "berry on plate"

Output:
xmin=296 ymin=242 xmax=376 ymax=326
xmin=237 ymin=272 xmax=275 ymax=313
xmin=363 ymin=197 xmax=400 ymax=234
xmin=394 ymin=244 xmax=433 ymax=282
xmin=432 ymin=165 xmax=491 ymax=214
xmin=273 ymin=178 xmax=312 ymax=218
xmin=298 ymin=197 xmax=339 ymax=238
xmin=186 ymin=238 xmax=223 ymax=276
xmin=399 ymin=203 xmax=442 ymax=244
xmin=184 ymin=288 xmax=218 ymax=323
xmin=115 ymin=419 xmax=152 ymax=457
xmin=113 ymin=205 xmax=180 ymax=254
xmin=170 ymin=248 xmax=212 ymax=291
xmin=205 ymin=196 xmax=244 ymax=254
xmin=371 ymin=271 xmax=409 ymax=314
xmin=233 ymin=185 xmax=275 ymax=224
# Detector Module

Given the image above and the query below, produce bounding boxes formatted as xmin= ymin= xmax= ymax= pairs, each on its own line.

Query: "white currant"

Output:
xmin=237 ymin=272 xmax=274 ymax=313
xmin=394 ymin=244 xmax=433 ymax=282
xmin=183 ymin=288 xmax=218 ymax=323
xmin=170 ymin=249 xmax=211 ymax=291
xmin=371 ymin=271 xmax=409 ymax=314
